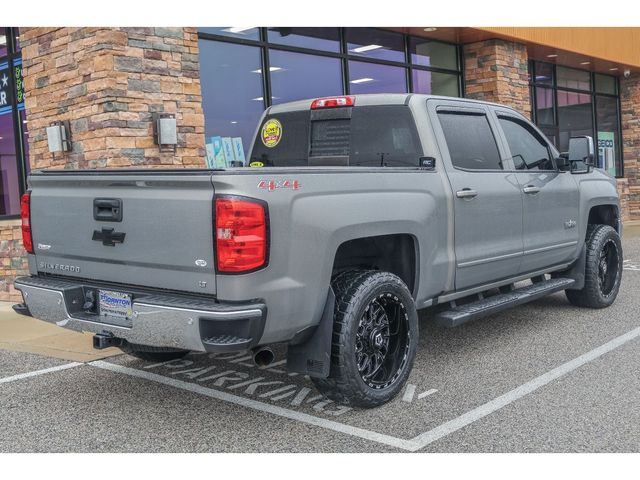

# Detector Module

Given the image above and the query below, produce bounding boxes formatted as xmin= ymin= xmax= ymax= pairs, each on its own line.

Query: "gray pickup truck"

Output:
xmin=14 ymin=94 xmax=623 ymax=407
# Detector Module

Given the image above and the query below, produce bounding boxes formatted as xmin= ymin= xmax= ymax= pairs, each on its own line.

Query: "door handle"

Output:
xmin=456 ymin=188 xmax=478 ymax=199
xmin=523 ymin=185 xmax=541 ymax=194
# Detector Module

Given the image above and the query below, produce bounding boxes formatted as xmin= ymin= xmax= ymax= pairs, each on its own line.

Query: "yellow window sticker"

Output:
xmin=261 ymin=119 xmax=282 ymax=148
xmin=250 ymin=161 xmax=265 ymax=168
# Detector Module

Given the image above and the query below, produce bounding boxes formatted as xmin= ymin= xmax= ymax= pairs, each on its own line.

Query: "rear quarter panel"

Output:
xmin=212 ymin=168 xmax=450 ymax=344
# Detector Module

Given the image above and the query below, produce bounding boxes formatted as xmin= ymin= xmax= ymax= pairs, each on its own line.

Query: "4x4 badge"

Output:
xmin=92 ymin=227 xmax=126 ymax=246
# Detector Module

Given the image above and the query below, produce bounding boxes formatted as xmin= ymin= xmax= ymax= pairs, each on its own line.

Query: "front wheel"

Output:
xmin=312 ymin=270 xmax=418 ymax=408
xmin=566 ymin=224 xmax=623 ymax=308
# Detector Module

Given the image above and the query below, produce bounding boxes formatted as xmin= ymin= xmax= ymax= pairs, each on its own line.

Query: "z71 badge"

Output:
xmin=258 ymin=179 xmax=301 ymax=192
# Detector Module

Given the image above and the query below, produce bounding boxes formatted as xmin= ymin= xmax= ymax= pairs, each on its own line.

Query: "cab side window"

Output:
xmin=498 ymin=116 xmax=555 ymax=171
xmin=437 ymin=111 xmax=503 ymax=170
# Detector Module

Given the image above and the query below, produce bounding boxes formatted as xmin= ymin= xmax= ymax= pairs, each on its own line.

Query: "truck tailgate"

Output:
xmin=28 ymin=171 xmax=216 ymax=295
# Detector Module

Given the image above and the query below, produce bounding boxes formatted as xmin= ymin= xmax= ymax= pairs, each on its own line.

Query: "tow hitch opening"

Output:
xmin=93 ymin=332 xmax=123 ymax=350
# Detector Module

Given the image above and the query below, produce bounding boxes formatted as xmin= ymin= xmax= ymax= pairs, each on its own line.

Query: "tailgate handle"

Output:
xmin=93 ymin=198 xmax=123 ymax=222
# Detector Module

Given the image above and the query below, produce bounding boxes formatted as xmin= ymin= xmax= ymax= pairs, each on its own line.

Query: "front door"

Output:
xmin=494 ymin=112 xmax=580 ymax=273
xmin=431 ymin=103 xmax=524 ymax=290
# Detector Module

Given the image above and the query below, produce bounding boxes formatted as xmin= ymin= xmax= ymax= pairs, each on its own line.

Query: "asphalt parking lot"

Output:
xmin=1 ymin=233 xmax=639 ymax=452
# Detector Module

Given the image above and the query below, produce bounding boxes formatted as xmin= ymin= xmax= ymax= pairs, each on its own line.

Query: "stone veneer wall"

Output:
xmin=0 ymin=220 xmax=29 ymax=302
xmin=463 ymin=39 xmax=532 ymax=118
xmin=620 ymin=73 xmax=640 ymax=221
xmin=0 ymin=27 xmax=206 ymax=302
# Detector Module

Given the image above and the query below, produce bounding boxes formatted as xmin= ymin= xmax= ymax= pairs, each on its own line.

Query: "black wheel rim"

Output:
xmin=598 ymin=238 xmax=620 ymax=297
xmin=355 ymin=292 xmax=410 ymax=390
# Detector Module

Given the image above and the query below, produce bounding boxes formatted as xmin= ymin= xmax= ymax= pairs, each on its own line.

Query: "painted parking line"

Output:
xmin=92 ymin=325 xmax=640 ymax=451
xmin=89 ymin=360 xmax=416 ymax=451
xmin=0 ymin=362 xmax=82 ymax=385
xmin=410 ymin=326 xmax=640 ymax=449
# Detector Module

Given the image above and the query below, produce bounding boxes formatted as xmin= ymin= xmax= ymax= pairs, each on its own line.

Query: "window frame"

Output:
xmin=435 ymin=105 xmax=506 ymax=173
xmin=197 ymin=27 xmax=463 ymax=109
xmin=496 ymin=113 xmax=557 ymax=172
xmin=529 ymin=60 xmax=622 ymax=178
xmin=0 ymin=27 xmax=28 ymax=220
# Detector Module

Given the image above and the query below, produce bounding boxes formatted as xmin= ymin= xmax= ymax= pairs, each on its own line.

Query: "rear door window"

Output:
xmin=248 ymin=105 xmax=422 ymax=167
xmin=437 ymin=111 xmax=503 ymax=170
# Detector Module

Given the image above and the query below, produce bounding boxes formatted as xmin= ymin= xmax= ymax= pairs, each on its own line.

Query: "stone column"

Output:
xmin=20 ymin=27 xmax=206 ymax=169
xmin=620 ymin=72 xmax=640 ymax=221
xmin=0 ymin=27 xmax=206 ymax=301
xmin=463 ymin=39 xmax=531 ymax=118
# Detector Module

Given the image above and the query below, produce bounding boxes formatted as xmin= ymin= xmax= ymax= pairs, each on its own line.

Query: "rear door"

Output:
xmin=492 ymin=110 xmax=580 ymax=273
xmin=29 ymin=171 xmax=217 ymax=295
xmin=429 ymin=101 xmax=524 ymax=290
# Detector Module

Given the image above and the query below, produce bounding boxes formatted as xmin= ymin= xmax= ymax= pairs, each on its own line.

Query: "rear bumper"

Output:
xmin=13 ymin=276 xmax=266 ymax=353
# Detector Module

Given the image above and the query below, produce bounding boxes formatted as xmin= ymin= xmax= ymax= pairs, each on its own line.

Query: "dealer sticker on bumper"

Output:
xmin=99 ymin=290 xmax=133 ymax=319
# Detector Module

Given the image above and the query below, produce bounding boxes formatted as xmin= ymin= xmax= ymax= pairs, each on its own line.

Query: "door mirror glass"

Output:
xmin=568 ymin=136 xmax=595 ymax=165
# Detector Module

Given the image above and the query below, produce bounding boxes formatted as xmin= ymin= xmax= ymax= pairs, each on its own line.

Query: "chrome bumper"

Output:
xmin=14 ymin=276 xmax=266 ymax=352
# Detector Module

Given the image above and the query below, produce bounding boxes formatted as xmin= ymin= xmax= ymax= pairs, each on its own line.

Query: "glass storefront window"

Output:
xmin=412 ymin=70 xmax=458 ymax=96
xmin=557 ymin=90 xmax=593 ymax=152
xmin=595 ymin=73 xmax=617 ymax=95
xmin=269 ymin=50 xmax=343 ymax=104
xmin=535 ymin=86 xmax=554 ymax=125
xmin=199 ymin=27 xmax=260 ymax=41
xmin=557 ymin=66 xmax=591 ymax=91
xmin=530 ymin=60 xmax=622 ymax=177
xmin=0 ymin=111 xmax=21 ymax=215
xmin=348 ymin=60 xmax=407 ymax=94
xmin=533 ymin=62 xmax=553 ymax=85
xmin=596 ymin=95 xmax=621 ymax=175
xmin=0 ymin=28 xmax=7 ymax=57
xmin=345 ymin=28 xmax=405 ymax=63
xmin=267 ymin=28 xmax=340 ymax=53
xmin=409 ymin=38 xmax=458 ymax=70
xmin=198 ymin=28 xmax=462 ymax=167
xmin=198 ymin=40 xmax=264 ymax=166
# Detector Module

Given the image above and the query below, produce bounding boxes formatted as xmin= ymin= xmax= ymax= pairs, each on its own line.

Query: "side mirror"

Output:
xmin=568 ymin=136 xmax=595 ymax=165
xmin=555 ymin=153 xmax=570 ymax=170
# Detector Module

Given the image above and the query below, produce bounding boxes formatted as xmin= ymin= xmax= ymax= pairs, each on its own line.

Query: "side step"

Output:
xmin=435 ymin=277 xmax=575 ymax=328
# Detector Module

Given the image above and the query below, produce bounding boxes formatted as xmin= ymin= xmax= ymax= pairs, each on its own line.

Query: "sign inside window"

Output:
xmin=598 ymin=132 xmax=616 ymax=176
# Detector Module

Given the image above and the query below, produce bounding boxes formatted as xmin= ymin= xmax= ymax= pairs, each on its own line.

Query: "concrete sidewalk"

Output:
xmin=0 ymin=302 xmax=120 ymax=362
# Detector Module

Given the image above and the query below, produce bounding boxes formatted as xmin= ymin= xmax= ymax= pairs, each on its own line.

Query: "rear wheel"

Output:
xmin=120 ymin=343 xmax=189 ymax=362
xmin=566 ymin=224 xmax=623 ymax=308
xmin=312 ymin=270 xmax=418 ymax=408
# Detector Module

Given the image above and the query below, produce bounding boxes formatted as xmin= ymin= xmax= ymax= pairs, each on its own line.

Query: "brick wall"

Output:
xmin=0 ymin=220 xmax=29 ymax=302
xmin=620 ymin=72 xmax=640 ymax=221
xmin=0 ymin=27 xmax=207 ymax=303
xmin=463 ymin=39 xmax=531 ymax=118
xmin=19 ymin=27 xmax=206 ymax=169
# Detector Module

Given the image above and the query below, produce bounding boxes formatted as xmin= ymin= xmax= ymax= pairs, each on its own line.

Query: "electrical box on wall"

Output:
xmin=46 ymin=121 xmax=71 ymax=153
xmin=153 ymin=113 xmax=177 ymax=152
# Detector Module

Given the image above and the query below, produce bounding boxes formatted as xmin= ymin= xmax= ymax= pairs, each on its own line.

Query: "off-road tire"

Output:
xmin=312 ymin=270 xmax=418 ymax=408
xmin=120 ymin=343 xmax=189 ymax=362
xmin=566 ymin=224 xmax=623 ymax=308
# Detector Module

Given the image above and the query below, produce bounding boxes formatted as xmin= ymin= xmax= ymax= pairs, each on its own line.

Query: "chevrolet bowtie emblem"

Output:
xmin=92 ymin=227 xmax=126 ymax=246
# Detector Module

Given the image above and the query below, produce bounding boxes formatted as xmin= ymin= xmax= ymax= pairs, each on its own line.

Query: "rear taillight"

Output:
xmin=215 ymin=197 xmax=268 ymax=273
xmin=21 ymin=192 xmax=34 ymax=254
xmin=310 ymin=96 xmax=355 ymax=109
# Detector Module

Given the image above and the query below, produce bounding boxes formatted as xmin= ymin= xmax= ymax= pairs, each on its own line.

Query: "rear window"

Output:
xmin=248 ymin=105 xmax=422 ymax=168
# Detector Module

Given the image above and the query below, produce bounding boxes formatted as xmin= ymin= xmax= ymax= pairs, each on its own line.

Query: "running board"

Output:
xmin=435 ymin=277 xmax=575 ymax=328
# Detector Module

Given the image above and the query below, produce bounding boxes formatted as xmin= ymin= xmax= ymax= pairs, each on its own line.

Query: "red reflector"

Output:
xmin=21 ymin=192 xmax=34 ymax=254
xmin=215 ymin=197 xmax=267 ymax=273
xmin=310 ymin=96 xmax=355 ymax=109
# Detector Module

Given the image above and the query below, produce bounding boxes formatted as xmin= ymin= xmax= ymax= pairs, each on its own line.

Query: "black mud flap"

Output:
xmin=286 ymin=288 xmax=335 ymax=379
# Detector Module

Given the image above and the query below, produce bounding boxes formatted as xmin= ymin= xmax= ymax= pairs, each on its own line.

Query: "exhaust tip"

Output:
xmin=253 ymin=347 xmax=275 ymax=367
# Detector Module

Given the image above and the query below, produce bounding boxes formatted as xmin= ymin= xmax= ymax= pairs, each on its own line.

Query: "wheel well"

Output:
xmin=588 ymin=205 xmax=619 ymax=232
xmin=332 ymin=234 xmax=417 ymax=295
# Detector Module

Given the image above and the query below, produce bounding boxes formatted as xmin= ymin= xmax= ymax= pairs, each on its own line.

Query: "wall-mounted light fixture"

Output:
xmin=46 ymin=120 xmax=71 ymax=154
xmin=153 ymin=113 xmax=177 ymax=153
